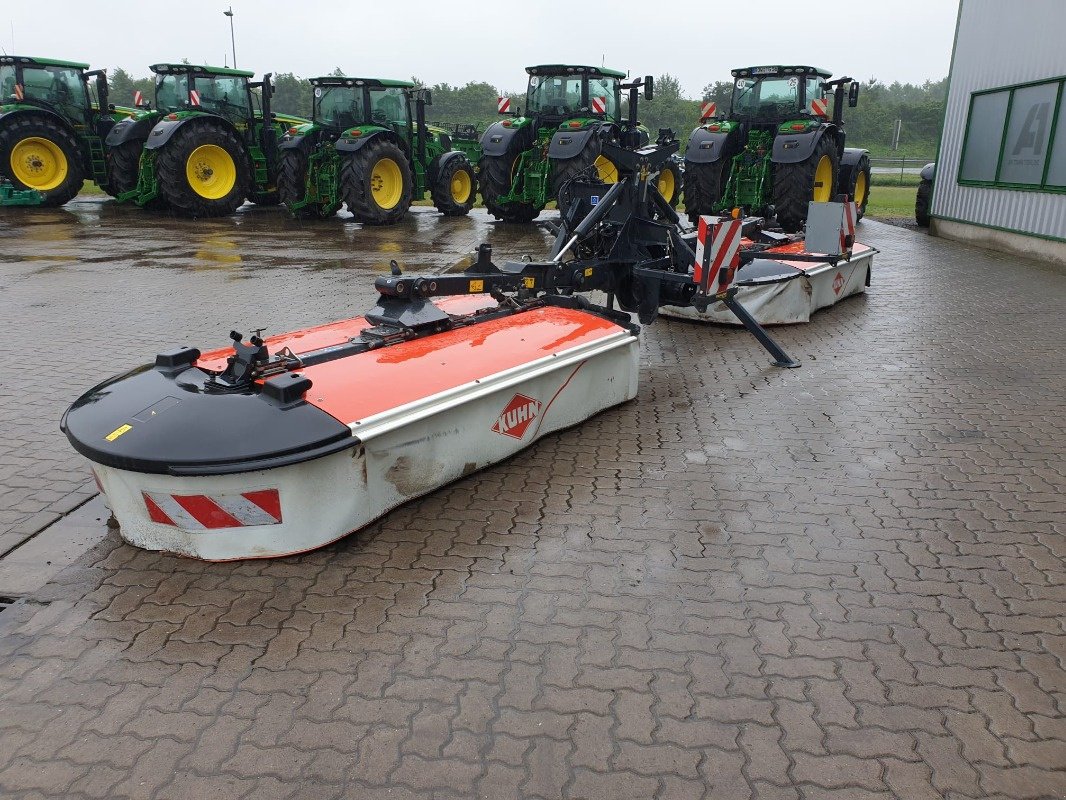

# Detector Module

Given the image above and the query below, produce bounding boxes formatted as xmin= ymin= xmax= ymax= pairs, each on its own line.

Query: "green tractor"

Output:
xmin=104 ymin=63 xmax=307 ymax=217
xmin=684 ymin=66 xmax=871 ymax=231
xmin=278 ymin=77 xmax=477 ymax=223
xmin=0 ymin=55 xmax=136 ymax=206
xmin=478 ymin=65 xmax=682 ymax=223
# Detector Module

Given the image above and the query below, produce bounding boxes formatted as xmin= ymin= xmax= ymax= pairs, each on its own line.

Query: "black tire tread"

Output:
xmin=278 ymin=149 xmax=327 ymax=218
xmin=104 ymin=139 xmax=142 ymax=198
xmin=479 ymin=148 xmax=539 ymax=223
xmin=773 ymin=134 xmax=839 ymax=232
xmin=155 ymin=122 xmax=249 ymax=217
xmin=683 ymin=159 xmax=728 ymax=222
xmin=431 ymin=156 xmax=476 ymax=217
xmin=340 ymin=138 xmax=414 ymax=225
xmin=0 ymin=114 xmax=85 ymax=206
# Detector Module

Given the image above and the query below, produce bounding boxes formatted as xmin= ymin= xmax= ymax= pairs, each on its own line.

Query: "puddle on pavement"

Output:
xmin=0 ymin=496 xmax=111 ymax=597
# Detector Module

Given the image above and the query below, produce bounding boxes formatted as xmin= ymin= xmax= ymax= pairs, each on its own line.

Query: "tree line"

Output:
xmin=105 ymin=67 xmax=946 ymax=157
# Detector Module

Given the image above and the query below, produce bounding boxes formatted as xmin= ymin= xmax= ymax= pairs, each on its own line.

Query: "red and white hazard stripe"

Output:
xmin=497 ymin=96 xmax=511 ymax=114
xmin=189 ymin=89 xmax=201 ymax=107
xmin=133 ymin=90 xmax=143 ymax=106
xmin=810 ymin=97 xmax=828 ymax=117
xmin=142 ymin=489 xmax=282 ymax=529
xmin=700 ymin=101 xmax=716 ymax=120
xmin=14 ymin=83 xmax=24 ymax=101
xmin=591 ymin=95 xmax=607 ymax=114
xmin=694 ymin=216 xmax=743 ymax=294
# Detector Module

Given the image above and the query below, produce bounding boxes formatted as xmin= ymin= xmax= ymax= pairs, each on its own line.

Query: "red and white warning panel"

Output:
xmin=591 ymin=96 xmax=607 ymax=114
xmin=497 ymin=96 xmax=511 ymax=114
xmin=810 ymin=97 xmax=829 ymax=117
xmin=189 ymin=89 xmax=201 ymax=107
xmin=133 ymin=90 xmax=144 ymax=106
xmin=700 ymin=101 xmax=716 ymax=120
xmin=693 ymin=216 xmax=743 ymax=295
xmin=143 ymin=489 xmax=282 ymax=529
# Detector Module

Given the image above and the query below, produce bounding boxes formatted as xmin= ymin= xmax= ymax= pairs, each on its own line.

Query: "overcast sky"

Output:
xmin=5 ymin=0 xmax=958 ymax=95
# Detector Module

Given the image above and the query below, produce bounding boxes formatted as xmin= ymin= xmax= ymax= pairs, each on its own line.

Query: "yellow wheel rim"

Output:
xmin=186 ymin=144 xmax=237 ymax=200
xmin=854 ymin=170 xmax=868 ymax=206
xmin=657 ymin=167 xmax=676 ymax=201
xmin=812 ymin=154 xmax=834 ymax=202
xmin=10 ymin=137 xmax=68 ymax=191
xmin=450 ymin=168 xmax=472 ymax=204
xmin=594 ymin=155 xmax=619 ymax=184
xmin=370 ymin=157 xmax=403 ymax=210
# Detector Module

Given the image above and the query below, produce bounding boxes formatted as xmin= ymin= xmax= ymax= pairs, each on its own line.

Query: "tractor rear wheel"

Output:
xmin=848 ymin=154 xmax=872 ymax=221
xmin=341 ymin=138 xmax=413 ymax=225
xmin=683 ymin=159 xmax=729 ymax=223
xmin=655 ymin=159 xmax=682 ymax=208
xmin=915 ymin=179 xmax=932 ymax=227
xmin=278 ymin=149 xmax=328 ymax=218
xmin=104 ymin=139 xmax=143 ymax=198
xmin=155 ymin=123 xmax=249 ymax=217
xmin=551 ymin=136 xmax=619 ymax=217
xmin=773 ymin=135 xmax=839 ymax=232
xmin=0 ymin=116 xmax=85 ymax=206
xmin=479 ymin=139 xmax=540 ymax=223
xmin=431 ymin=156 xmax=476 ymax=216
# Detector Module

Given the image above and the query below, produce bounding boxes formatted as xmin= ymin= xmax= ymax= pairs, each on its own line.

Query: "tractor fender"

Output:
xmin=427 ymin=149 xmax=468 ymax=185
xmin=837 ymin=147 xmax=870 ymax=194
xmin=334 ymin=128 xmax=399 ymax=154
xmin=144 ymin=114 xmax=245 ymax=152
xmin=105 ymin=115 xmax=155 ymax=147
xmin=772 ymin=126 xmax=839 ymax=165
xmin=480 ymin=120 xmax=527 ymax=157
xmin=278 ymin=130 xmax=318 ymax=152
xmin=684 ymin=126 xmax=731 ymax=164
xmin=547 ymin=127 xmax=598 ymax=160
xmin=0 ymin=105 xmax=70 ymax=131
xmin=920 ymin=162 xmax=936 ymax=181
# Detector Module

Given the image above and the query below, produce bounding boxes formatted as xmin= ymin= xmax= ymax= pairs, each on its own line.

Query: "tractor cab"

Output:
xmin=0 ymin=56 xmax=96 ymax=126
xmin=728 ymin=66 xmax=831 ymax=126
xmin=523 ymin=65 xmax=624 ymax=132
xmin=309 ymin=77 xmax=414 ymax=137
xmin=151 ymin=63 xmax=255 ymax=124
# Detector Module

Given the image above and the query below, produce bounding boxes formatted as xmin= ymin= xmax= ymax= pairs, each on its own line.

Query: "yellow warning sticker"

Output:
xmin=105 ymin=424 xmax=132 ymax=442
xmin=523 ymin=277 xmax=535 ymax=288
xmin=584 ymin=267 xmax=594 ymax=277
xmin=469 ymin=279 xmax=484 ymax=293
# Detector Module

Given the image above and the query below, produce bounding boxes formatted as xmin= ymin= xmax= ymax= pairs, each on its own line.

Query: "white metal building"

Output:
xmin=931 ymin=0 xmax=1066 ymax=262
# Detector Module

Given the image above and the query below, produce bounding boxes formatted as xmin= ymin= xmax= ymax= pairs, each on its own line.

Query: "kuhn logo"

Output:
xmin=491 ymin=393 xmax=542 ymax=439
xmin=833 ymin=272 xmax=846 ymax=295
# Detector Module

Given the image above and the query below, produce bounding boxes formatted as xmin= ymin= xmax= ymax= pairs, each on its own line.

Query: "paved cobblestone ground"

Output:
xmin=0 ymin=201 xmax=1064 ymax=799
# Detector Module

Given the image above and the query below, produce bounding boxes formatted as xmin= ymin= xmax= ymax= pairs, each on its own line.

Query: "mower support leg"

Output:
xmin=722 ymin=293 xmax=801 ymax=369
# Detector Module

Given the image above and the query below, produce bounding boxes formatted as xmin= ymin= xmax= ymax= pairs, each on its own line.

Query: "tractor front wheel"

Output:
xmin=431 ymin=156 xmax=476 ymax=217
xmin=155 ymin=124 xmax=249 ymax=217
xmin=341 ymin=139 xmax=413 ymax=225
xmin=278 ymin=149 xmax=329 ymax=218
xmin=104 ymin=139 xmax=143 ymax=198
xmin=849 ymin=154 xmax=872 ymax=221
xmin=479 ymin=148 xmax=540 ymax=224
xmin=655 ymin=159 xmax=682 ymax=208
xmin=773 ymin=135 xmax=839 ymax=232
xmin=683 ymin=159 xmax=729 ymax=223
xmin=0 ymin=116 xmax=85 ymax=206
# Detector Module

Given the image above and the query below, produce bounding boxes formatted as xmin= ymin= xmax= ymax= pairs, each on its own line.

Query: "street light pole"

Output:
xmin=223 ymin=7 xmax=236 ymax=68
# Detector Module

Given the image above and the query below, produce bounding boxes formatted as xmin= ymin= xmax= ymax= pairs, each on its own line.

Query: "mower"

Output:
xmin=478 ymin=66 xmax=682 ymax=222
xmin=0 ymin=55 xmax=136 ymax=206
xmin=61 ymin=133 xmax=869 ymax=560
xmin=104 ymin=64 xmax=307 ymax=216
xmin=277 ymin=77 xmax=478 ymax=222
xmin=684 ymin=66 xmax=871 ymax=231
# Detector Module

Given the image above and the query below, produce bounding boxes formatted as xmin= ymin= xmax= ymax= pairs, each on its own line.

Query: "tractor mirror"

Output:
xmin=95 ymin=73 xmax=109 ymax=109
xmin=848 ymin=81 xmax=859 ymax=107
xmin=423 ymin=90 xmax=432 ymax=106
xmin=644 ymin=76 xmax=654 ymax=101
